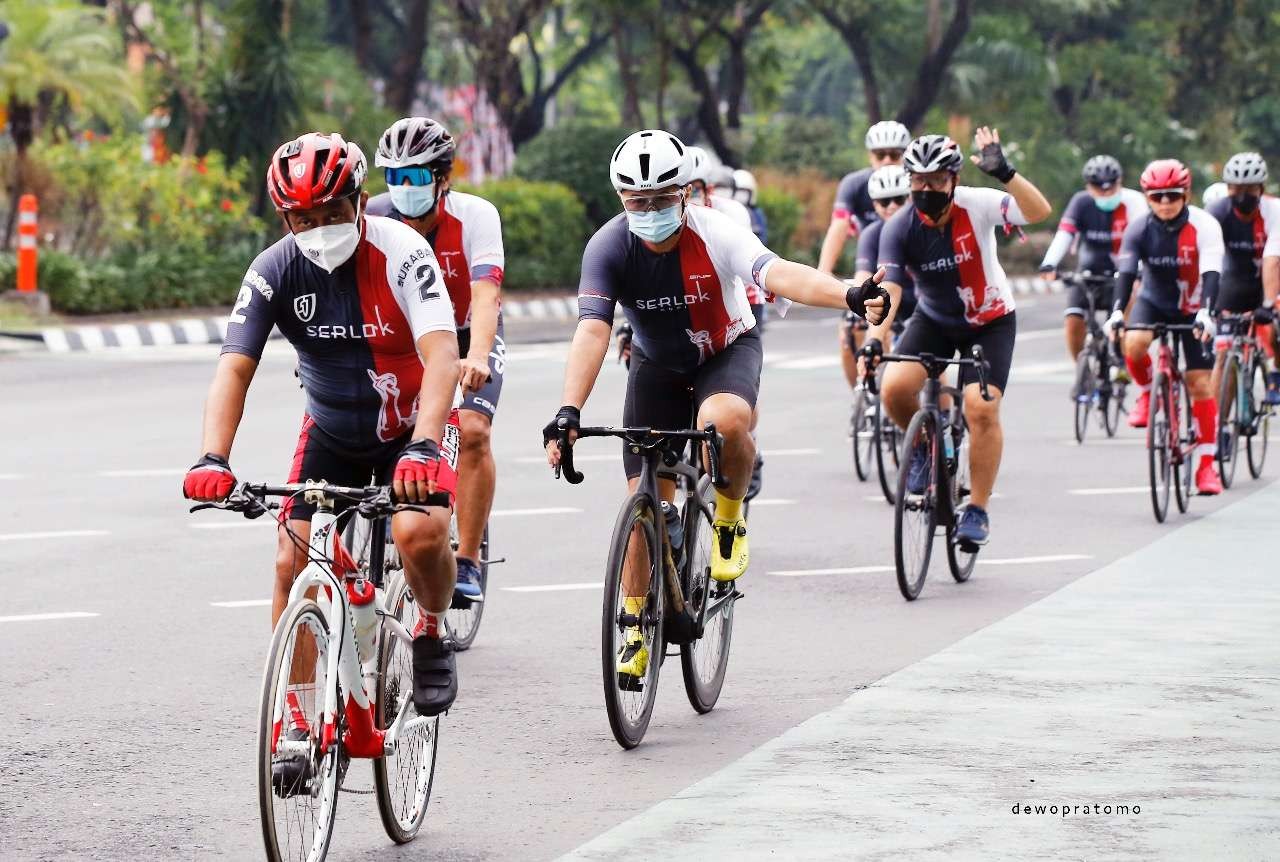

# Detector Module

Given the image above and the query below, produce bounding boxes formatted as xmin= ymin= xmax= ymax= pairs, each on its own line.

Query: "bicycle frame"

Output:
xmin=1128 ymin=324 xmax=1197 ymax=465
xmin=918 ymin=373 xmax=967 ymax=528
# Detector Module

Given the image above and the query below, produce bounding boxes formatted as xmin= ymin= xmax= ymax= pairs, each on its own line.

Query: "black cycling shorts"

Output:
xmin=1216 ymin=276 xmax=1263 ymax=315
xmin=1065 ymin=278 xmax=1115 ymax=319
xmin=1129 ymin=299 xmax=1213 ymax=371
xmin=895 ymin=310 xmax=1017 ymax=392
xmin=455 ymin=313 xmax=505 ymax=420
xmin=750 ymin=303 xmax=766 ymax=335
xmin=621 ymin=331 xmax=763 ymax=479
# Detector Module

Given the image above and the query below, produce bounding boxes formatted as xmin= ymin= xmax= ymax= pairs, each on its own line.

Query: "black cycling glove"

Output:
xmin=542 ymin=405 xmax=581 ymax=446
xmin=1254 ymin=306 xmax=1275 ymax=325
xmin=845 ymin=278 xmax=891 ymax=323
xmin=974 ymin=141 xmax=1017 ymax=183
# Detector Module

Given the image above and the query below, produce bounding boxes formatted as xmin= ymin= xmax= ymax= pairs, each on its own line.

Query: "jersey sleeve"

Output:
xmin=1263 ymin=198 xmax=1280 ymax=258
xmin=831 ymin=172 xmax=859 ymax=220
xmin=462 ymin=195 xmax=505 ymax=285
xmin=1190 ymin=207 xmax=1224 ymax=275
xmin=1116 ymin=215 xmax=1146 ymax=275
xmin=383 ymin=231 xmax=456 ymax=341
xmin=965 ymin=186 xmax=1029 ymax=227
xmin=711 ymin=209 xmax=778 ymax=291
xmin=365 ymin=192 xmax=397 ymax=219
xmin=1057 ymin=191 xmax=1088 ymax=234
xmin=854 ymin=223 xmax=880 ymax=273
xmin=877 ymin=207 xmax=910 ymax=287
xmin=577 ymin=219 xmax=626 ymax=324
xmin=221 ymin=247 xmax=283 ymax=361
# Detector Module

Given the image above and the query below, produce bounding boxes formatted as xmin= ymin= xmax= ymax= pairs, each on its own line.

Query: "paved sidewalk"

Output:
xmin=563 ymin=482 xmax=1280 ymax=861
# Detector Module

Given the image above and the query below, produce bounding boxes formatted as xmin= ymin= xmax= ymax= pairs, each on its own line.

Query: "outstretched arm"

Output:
xmin=764 ymin=260 xmax=887 ymax=323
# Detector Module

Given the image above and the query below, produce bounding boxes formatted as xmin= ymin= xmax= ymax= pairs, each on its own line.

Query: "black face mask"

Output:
xmin=912 ymin=189 xmax=953 ymax=221
xmin=1233 ymin=192 xmax=1260 ymax=214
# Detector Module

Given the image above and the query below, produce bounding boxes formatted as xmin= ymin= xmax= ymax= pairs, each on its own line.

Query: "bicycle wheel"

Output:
xmin=874 ymin=398 xmax=901 ymax=505
xmin=446 ymin=519 xmax=488 ymax=652
xmin=1217 ymin=354 xmax=1241 ymax=489
xmin=1147 ymin=375 xmax=1172 ymax=523
xmin=258 ymin=599 xmax=340 ymax=862
xmin=1247 ymin=357 xmax=1270 ymax=478
xmin=946 ymin=416 xmax=977 ymax=583
xmin=680 ymin=475 xmax=735 ymax=713
xmin=601 ymin=493 xmax=664 ymax=749
xmin=1174 ymin=380 xmax=1194 ymax=513
xmin=895 ymin=410 xmax=938 ymax=601
xmin=850 ymin=387 xmax=873 ymax=481
xmin=1104 ymin=373 xmax=1126 ymax=438
xmin=1073 ymin=349 xmax=1097 ymax=444
xmin=373 ymin=574 xmax=440 ymax=843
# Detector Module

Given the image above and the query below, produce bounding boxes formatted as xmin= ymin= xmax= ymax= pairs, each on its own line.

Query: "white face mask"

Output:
xmin=292 ymin=202 xmax=362 ymax=272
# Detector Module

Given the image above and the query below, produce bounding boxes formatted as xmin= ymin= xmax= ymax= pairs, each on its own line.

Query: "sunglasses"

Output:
xmin=621 ymin=192 xmax=683 ymax=213
xmin=385 ymin=166 xmax=435 ymax=187
xmin=1146 ymin=190 xmax=1185 ymax=203
xmin=871 ymin=149 xmax=904 ymax=160
xmin=877 ymin=195 xmax=908 ymax=207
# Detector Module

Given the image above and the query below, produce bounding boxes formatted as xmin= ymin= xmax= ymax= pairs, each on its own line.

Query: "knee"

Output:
xmin=274 ymin=533 xmax=309 ymax=590
xmin=965 ymin=395 xmax=1001 ymax=432
xmin=1123 ymin=337 xmax=1148 ymax=361
xmin=392 ymin=512 xmax=451 ymax=562
xmin=458 ymin=412 xmax=491 ymax=456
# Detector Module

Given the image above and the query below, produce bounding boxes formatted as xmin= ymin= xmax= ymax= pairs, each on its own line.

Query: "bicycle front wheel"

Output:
xmin=874 ymin=397 xmax=901 ymax=505
xmin=446 ymin=521 xmax=488 ymax=652
xmin=1147 ymin=375 xmax=1172 ymax=523
xmin=1174 ymin=380 xmax=1194 ymax=513
xmin=851 ymin=387 xmax=873 ymax=481
xmin=681 ymin=475 xmax=735 ymax=714
xmin=946 ymin=417 xmax=977 ymax=583
xmin=374 ymin=574 xmax=440 ymax=844
xmin=602 ymin=493 xmax=664 ymax=749
xmin=258 ymin=599 xmax=341 ymax=862
xmin=1073 ymin=349 xmax=1096 ymax=444
xmin=1217 ymin=354 xmax=1241 ymax=489
xmin=895 ymin=410 xmax=938 ymax=601
xmin=1247 ymin=357 xmax=1270 ymax=478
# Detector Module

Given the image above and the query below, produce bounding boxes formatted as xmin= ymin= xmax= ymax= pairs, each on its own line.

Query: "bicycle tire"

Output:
xmin=1174 ymin=380 xmax=1193 ymax=513
xmin=1247 ymin=357 xmax=1270 ymax=479
xmin=1104 ymin=374 xmax=1125 ymax=438
xmin=601 ymin=493 xmax=664 ymax=749
xmin=446 ymin=522 xmax=488 ymax=651
xmin=1147 ymin=375 xmax=1172 ymax=523
xmin=946 ymin=415 xmax=977 ymax=582
xmin=258 ymin=599 xmax=341 ymax=862
xmin=1073 ymin=349 xmax=1096 ymax=444
xmin=1217 ymin=354 xmax=1241 ymax=489
xmin=874 ymin=397 xmax=900 ymax=505
xmin=680 ymin=475 xmax=735 ymax=714
xmin=374 ymin=574 xmax=440 ymax=844
xmin=851 ymin=387 xmax=872 ymax=482
xmin=895 ymin=410 xmax=938 ymax=601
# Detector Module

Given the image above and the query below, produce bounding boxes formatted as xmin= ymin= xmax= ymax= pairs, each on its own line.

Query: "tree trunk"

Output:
xmin=4 ymin=100 xmax=33 ymax=248
xmin=672 ymin=45 xmax=737 ymax=164
xmin=723 ymin=36 xmax=747 ymax=130
xmin=348 ymin=0 xmax=373 ymax=71
xmin=385 ymin=0 xmax=430 ymax=113
xmin=613 ymin=14 xmax=644 ymax=127
xmin=811 ymin=5 xmax=882 ymax=123
xmin=895 ymin=0 xmax=971 ymax=130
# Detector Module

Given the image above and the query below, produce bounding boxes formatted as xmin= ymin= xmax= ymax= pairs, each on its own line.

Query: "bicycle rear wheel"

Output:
xmin=851 ymin=387 xmax=873 ymax=481
xmin=946 ymin=417 xmax=977 ymax=582
xmin=1147 ymin=375 xmax=1172 ymax=523
xmin=1174 ymin=380 xmax=1194 ymax=513
xmin=874 ymin=398 xmax=901 ymax=505
xmin=681 ymin=475 xmax=735 ymax=713
xmin=446 ymin=520 xmax=488 ymax=651
xmin=374 ymin=574 xmax=440 ymax=844
xmin=895 ymin=410 xmax=938 ymax=601
xmin=1217 ymin=354 xmax=1241 ymax=489
xmin=1073 ymin=349 xmax=1096 ymax=443
xmin=258 ymin=599 xmax=340 ymax=862
xmin=602 ymin=493 xmax=664 ymax=749
xmin=1247 ymin=357 xmax=1270 ymax=478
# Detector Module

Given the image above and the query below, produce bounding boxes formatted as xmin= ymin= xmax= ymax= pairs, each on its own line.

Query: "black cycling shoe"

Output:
xmin=745 ymin=452 xmax=764 ymax=503
xmin=412 ymin=635 xmax=457 ymax=716
xmin=271 ymin=726 xmax=315 ymax=799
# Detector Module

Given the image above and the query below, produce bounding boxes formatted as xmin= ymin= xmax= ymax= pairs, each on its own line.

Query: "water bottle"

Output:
xmin=944 ymin=427 xmax=956 ymax=462
xmin=347 ymin=578 xmax=379 ymax=668
xmin=661 ymin=501 xmax=684 ymax=561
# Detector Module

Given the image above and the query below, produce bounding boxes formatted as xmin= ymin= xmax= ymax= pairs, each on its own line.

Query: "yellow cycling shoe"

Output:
xmin=616 ymin=632 xmax=649 ymax=688
xmin=710 ymin=519 xmax=749 ymax=582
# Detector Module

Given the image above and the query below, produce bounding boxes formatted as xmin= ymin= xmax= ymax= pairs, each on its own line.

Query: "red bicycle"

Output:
xmin=1124 ymin=323 xmax=1202 ymax=523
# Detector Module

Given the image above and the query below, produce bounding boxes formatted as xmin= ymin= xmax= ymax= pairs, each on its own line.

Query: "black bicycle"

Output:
xmin=553 ymin=421 xmax=740 ymax=749
xmin=1061 ymin=271 xmax=1127 ymax=442
xmin=1215 ymin=310 xmax=1272 ymax=488
xmin=875 ymin=346 xmax=992 ymax=601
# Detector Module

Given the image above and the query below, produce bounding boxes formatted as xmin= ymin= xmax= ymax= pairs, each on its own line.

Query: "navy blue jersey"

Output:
xmin=222 ymin=216 xmax=455 ymax=458
xmin=1207 ymin=195 xmax=1280 ymax=287
xmin=1116 ymin=207 xmax=1224 ymax=315
xmin=832 ymin=168 xmax=877 ymax=232
xmin=854 ymin=218 xmax=915 ymax=305
xmin=1040 ymin=188 xmax=1147 ymax=275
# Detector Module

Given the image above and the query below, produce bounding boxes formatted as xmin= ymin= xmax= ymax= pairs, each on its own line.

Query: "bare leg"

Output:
xmin=964 ymin=384 xmax=1004 ymax=508
xmin=392 ymin=508 xmax=456 ymax=617
xmin=1064 ymin=314 xmax=1086 ymax=361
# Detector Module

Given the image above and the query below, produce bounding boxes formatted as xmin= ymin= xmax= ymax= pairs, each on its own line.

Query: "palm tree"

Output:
xmin=0 ymin=0 xmax=136 ymax=242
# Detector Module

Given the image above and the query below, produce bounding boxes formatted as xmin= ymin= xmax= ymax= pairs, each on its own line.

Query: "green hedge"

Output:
xmin=757 ymin=187 xmax=803 ymax=262
xmin=513 ymin=121 xmax=630 ymax=228
xmin=459 ymin=179 xmax=589 ymax=290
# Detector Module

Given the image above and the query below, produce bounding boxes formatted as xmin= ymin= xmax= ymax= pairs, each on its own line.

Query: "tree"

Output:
xmin=116 ymin=0 xmax=212 ymax=157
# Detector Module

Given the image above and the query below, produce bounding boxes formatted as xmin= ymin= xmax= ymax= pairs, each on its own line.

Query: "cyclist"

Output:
xmin=865 ymin=129 xmax=1053 ymax=547
xmin=1104 ymin=158 xmax=1226 ymax=495
xmin=1205 ymin=152 xmax=1280 ymax=404
xmin=367 ymin=117 xmax=504 ymax=603
xmin=181 ymin=133 xmax=464 ymax=786
xmin=730 ymin=168 xmax=769 ymax=243
xmin=1038 ymin=155 xmax=1146 ymax=363
xmin=542 ymin=128 xmax=888 ymax=682
xmin=1203 ymin=182 xmax=1229 ymax=209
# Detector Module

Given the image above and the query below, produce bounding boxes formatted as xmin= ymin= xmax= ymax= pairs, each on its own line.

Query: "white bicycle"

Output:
xmin=193 ymin=480 xmax=440 ymax=862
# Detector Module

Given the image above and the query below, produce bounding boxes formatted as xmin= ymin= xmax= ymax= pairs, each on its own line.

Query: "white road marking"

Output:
xmin=190 ymin=521 xmax=275 ymax=530
xmin=0 ymin=473 xmax=24 ymax=480
xmin=748 ymin=498 xmax=796 ymax=506
xmin=210 ymin=599 xmax=272 ymax=608
xmin=771 ymin=355 xmax=841 ymax=370
xmin=978 ymin=554 xmax=1092 ymax=566
xmin=1015 ymin=327 xmax=1066 ymax=342
xmin=1068 ymin=486 xmax=1149 ymax=496
xmin=1061 ymin=437 xmax=1145 ymax=446
xmin=502 ymin=582 xmax=602 ymax=593
xmin=0 ymin=611 xmax=100 ymax=623
xmin=99 ymin=468 xmax=186 ymax=477
xmin=770 ymin=553 xmax=1091 ymax=577
xmin=762 ymin=448 xmax=823 ymax=456
xmin=0 ymin=529 xmax=110 ymax=542
xmin=490 ymin=506 xmax=582 ymax=517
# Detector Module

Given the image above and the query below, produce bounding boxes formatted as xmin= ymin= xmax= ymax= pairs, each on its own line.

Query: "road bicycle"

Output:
xmin=1215 ymin=311 xmax=1272 ymax=487
xmin=553 ymin=421 xmax=740 ymax=749
xmin=875 ymin=346 xmax=992 ymax=601
xmin=854 ymin=360 xmax=903 ymax=505
xmin=1123 ymin=323 xmax=1202 ymax=523
xmin=193 ymin=481 xmax=440 ymax=862
xmin=1061 ymin=271 xmax=1127 ymax=442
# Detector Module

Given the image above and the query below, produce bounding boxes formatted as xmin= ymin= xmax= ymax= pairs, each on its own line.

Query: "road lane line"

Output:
xmin=1015 ymin=327 xmax=1066 ymax=341
xmin=978 ymin=554 xmax=1092 ymax=566
xmin=502 ymin=583 xmax=602 ymax=593
xmin=0 ymin=473 xmax=24 ymax=480
xmin=1068 ymin=486 xmax=1149 ymax=495
xmin=0 ymin=611 xmax=100 ymax=623
xmin=0 ymin=529 xmax=110 ymax=542
xmin=770 ymin=554 xmax=1091 ymax=577
xmin=210 ymin=599 xmax=272 ymax=608
xmin=748 ymin=498 xmax=796 ymax=507
xmin=771 ymin=355 xmax=840 ymax=370
xmin=99 ymin=468 xmax=186 ymax=477
xmin=771 ymin=565 xmax=894 ymax=576
xmin=190 ymin=521 xmax=275 ymax=530
xmin=490 ymin=506 xmax=582 ymax=517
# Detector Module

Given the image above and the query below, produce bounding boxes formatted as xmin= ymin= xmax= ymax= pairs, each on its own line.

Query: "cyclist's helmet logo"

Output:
xmin=294 ymin=293 xmax=316 ymax=322
xmin=267 ymin=132 xmax=367 ymax=211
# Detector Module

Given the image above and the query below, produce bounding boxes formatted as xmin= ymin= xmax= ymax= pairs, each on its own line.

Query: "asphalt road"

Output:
xmin=1 ymin=295 xmax=1272 ymax=861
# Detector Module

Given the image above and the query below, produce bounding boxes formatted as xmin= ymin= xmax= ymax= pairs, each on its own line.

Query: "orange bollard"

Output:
xmin=16 ymin=194 xmax=37 ymax=293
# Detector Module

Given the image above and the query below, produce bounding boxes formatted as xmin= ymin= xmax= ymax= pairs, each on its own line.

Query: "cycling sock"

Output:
xmin=622 ymin=596 xmax=645 ymax=617
xmin=1125 ymin=353 xmax=1153 ymax=391
xmin=1193 ymin=397 xmax=1218 ymax=459
xmin=285 ymin=690 xmax=310 ymax=731
xmin=714 ymin=489 xmax=745 ymax=523
xmin=1256 ymin=323 xmax=1276 ymax=364
xmin=413 ymin=611 xmax=446 ymax=639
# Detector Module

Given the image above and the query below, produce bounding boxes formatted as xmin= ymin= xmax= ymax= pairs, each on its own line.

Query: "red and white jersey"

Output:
xmin=1117 ymin=204 xmax=1225 ymax=315
xmin=703 ymin=195 xmax=765 ymax=305
xmin=367 ymin=190 xmax=504 ymax=329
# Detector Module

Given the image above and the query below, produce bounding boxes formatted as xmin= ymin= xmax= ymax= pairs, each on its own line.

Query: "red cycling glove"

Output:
xmin=393 ymin=438 xmax=440 ymax=502
xmin=183 ymin=453 xmax=236 ymax=500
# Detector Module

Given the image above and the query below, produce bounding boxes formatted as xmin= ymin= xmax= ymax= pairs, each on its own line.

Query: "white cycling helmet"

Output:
xmin=609 ymin=129 xmax=689 ymax=191
xmin=1223 ymin=151 xmax=1268 ymax=185
xmin=732 ymin=168 xmax=758 ymax=206
xmin=869 ymin=165 xmax=910 ymax=200
xmin=1202 ymin=181 xmax=1229 ymax=208
xmin=685 ymin=145 xmax=713 ymax=184
xmin=865 ymin=121 xmax=911 ymax=151
xmin=375 ymin=117 xmax=455 ymax=170
xmin=903 ymin=134 xmax=964 ymax=174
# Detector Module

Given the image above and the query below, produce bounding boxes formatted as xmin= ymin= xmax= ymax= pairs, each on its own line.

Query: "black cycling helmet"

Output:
xmin=375 ymin=116 xmax=456 ymax=173
xmin=903 ymin=134 xmax=963 ymax=174
xmin=1082 ymin=154 xmax=1123 ymax=188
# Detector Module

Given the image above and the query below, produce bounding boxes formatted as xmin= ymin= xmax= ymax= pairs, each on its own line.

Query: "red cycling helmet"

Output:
xmin=266 ymin=132 xmax=367 ymax=211
xmin=1140 ymin=159 xmax=1191 ymax=193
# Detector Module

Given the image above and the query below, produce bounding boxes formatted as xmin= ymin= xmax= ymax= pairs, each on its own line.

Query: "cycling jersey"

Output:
xmin=223 ymin=215 xmax=455 ymax=459
xmin=366 ymin=190 xmax=504 ymax=329
xmin=832 ymin=168 xmax=876 ymax=233
xmin=703 ymin=196 xmax=766 ymax=306
xmin=1040 ymin=187 xmax=1147 ymax=274
xmin=1206 ymin=195 xmax=1280 ymax=287
xmin=855 ymin=218 xmax=917 ymax=312
xmin=1115 ymin=206 xmax=1224 ymax=315
xmin=878 ymin=187 xmax=1029 ymax=329
xmin=577 ymin=206 xmax=776 ymax=372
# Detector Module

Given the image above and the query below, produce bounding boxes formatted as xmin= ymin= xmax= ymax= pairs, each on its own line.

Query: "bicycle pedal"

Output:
xmin=957 ymin=539 xmax=983 ymax=553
